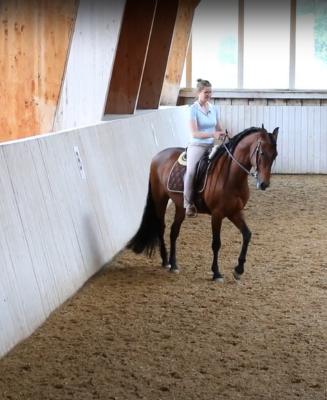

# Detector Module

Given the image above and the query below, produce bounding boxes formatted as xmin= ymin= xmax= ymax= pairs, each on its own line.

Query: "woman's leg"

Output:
xmin=183 ymin=143 xmax=210 ymax=212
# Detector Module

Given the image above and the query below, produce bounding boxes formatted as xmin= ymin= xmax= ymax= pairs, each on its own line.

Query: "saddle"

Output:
xmin=167 ymin=145 xmax=220 ymax=195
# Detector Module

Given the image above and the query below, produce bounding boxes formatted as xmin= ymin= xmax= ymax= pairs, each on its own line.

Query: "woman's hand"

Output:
xmin=212 ymin=131 xmax=230 ymax=140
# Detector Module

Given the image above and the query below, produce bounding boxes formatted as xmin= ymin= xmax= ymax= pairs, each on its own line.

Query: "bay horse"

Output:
xmin=126 ymin=125 xmax=279 ymax=282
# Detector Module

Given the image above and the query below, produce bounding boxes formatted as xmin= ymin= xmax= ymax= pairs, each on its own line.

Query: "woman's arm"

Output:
xmin=214 ymin=107 xmax=232 ymax=138
xmin=188 ymin=119 xmax=226 ymax=140
xmin=215 ymin=118 xmax=223 ymax=132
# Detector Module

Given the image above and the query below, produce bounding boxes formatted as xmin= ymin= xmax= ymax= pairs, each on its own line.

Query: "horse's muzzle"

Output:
xmin=257 ymin=180 xmax=269 ymax=190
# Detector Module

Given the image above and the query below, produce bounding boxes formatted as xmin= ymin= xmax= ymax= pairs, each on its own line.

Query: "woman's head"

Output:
xmin=196 ymin=78 xmax=212 ymax=102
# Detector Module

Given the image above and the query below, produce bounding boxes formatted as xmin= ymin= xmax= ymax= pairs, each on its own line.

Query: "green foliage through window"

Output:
xmin=218 ymin=36 xmax=237 ymax=65
xmin=297 ymin=0 xmax=327 ymax=63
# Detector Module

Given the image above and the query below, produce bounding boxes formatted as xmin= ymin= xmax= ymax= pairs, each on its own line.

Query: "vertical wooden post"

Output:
xmin=289 ymin=0 xmax=296 ymax=90
xmin=185 ymin=32 xmax=192 ymax=88
xmin=237 ymin=0 xmax=244 ymax=89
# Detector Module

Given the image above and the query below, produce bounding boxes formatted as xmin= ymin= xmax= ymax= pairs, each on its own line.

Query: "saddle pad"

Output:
xmin=167 ymin=160 xmax=185 ymax=193
xmin=167 ymin=157 xmax=209 ymax=194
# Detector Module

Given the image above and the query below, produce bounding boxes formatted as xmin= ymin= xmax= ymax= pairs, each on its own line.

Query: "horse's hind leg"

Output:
xmin=159 ymin=211 xmax=170 ymax=269
xmin=228 ymin=210 xmax=252 ymax=280
xmin=169 ymin=205 xmax=185 ymax=274
xmin=152 ymin=190 xmax=170 ymax=268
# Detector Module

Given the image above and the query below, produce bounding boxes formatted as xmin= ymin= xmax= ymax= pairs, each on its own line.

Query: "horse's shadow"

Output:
xmin=88 ymin=250 xmax=243 ymax=292
xmin=88 ymin=255 xmax=183 ymax=289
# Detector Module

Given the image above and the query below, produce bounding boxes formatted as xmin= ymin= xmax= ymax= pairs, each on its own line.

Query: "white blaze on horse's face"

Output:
xmin=254 ymin=128 xmax=279 ymax=191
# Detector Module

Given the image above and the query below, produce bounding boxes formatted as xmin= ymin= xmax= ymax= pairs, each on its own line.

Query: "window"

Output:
xmin=189 ymin=0 xmax=239 ymax=88
xmin=183 ymin=0 xmax=327 ymax=90
xmin=295 ymin=0 xmax=327 ymax=89
xmin=243 ymin=0 xmax=291 ymax=89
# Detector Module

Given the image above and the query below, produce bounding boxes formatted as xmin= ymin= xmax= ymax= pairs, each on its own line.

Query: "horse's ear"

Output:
xmin=262 ymin=123 xmax=265 ymax=129
xmin=272 ymin=127 xmax=279 ymax=141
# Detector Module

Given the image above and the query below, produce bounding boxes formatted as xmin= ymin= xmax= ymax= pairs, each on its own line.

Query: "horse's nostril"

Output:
xmin=260 ymin=182 xmax=268 ymax=190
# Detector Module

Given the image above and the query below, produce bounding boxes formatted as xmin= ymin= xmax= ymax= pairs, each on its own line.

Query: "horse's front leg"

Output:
xmin=211 ymin=215 xmax=223 ymax=282
xmin=228 ymin=209 xmax=252 ymax=280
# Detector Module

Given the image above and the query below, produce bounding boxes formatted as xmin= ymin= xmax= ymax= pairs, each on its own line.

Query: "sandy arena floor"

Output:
xmin=0 ymin=175 xmax=327 ymax=400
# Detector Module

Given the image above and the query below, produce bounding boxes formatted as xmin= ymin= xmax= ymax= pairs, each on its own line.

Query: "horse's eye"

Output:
xmin=260 ymin=151 xmax=265 ymax=156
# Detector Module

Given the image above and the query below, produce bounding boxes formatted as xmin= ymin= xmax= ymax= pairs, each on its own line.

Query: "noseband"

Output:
xmin=222 ymin=139 xmax=264 ymax=178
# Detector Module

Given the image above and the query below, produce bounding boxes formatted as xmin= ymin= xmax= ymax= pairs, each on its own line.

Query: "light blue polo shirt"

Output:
xmin=189 ymin=101 xmax=220 ymax=144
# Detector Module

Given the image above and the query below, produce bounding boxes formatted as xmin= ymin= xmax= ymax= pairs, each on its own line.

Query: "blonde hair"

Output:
xmin=196 ymin=78 xmax=212 ymax=92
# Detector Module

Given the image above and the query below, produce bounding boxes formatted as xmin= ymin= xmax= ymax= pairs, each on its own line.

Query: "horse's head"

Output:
xmin=211 ymin=125 xmax=279 ymax=190
xmin=250 ymin=126 xmax=279 ymax=190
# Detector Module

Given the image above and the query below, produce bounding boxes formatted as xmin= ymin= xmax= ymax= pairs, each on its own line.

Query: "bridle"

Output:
xmin=222 ymin=138 xmax=264 ymax=179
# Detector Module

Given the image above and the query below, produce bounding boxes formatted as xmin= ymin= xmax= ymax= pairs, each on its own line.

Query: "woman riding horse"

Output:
xmin=126 ymin=124 xmax=279 ymax=282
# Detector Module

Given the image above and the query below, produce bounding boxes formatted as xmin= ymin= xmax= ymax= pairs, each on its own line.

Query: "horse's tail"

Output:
xmin=126 ymin=179 xmax=160 ymax=258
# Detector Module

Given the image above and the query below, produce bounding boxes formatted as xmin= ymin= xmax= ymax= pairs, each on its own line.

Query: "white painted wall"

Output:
xmin=0 ymin=105 xmax=191 ymax=360
xmin=53 ymin=0 xmax=126 ymax=132
xmin=219 ymin=105 xmax=327 ymax=174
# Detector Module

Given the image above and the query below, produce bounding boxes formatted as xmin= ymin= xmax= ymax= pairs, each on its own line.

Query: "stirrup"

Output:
xmin=185 ymin=205 xmax=197 ymax=218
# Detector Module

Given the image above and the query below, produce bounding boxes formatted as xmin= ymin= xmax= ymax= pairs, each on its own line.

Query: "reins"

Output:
xmin=222 ymin=138 xmax=264 ymax=179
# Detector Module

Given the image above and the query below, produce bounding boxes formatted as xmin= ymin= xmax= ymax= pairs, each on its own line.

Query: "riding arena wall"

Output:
xmin=0 ymin=106 xmax=191 ymax=360
xmin=0 ymin=0 xmax=199 ymax=359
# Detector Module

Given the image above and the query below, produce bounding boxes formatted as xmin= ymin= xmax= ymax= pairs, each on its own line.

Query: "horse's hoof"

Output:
xmin=170 ymin=268 xmax=179 ymax=274
xmin=233 ymin=271 xmax=242 ymax=280
xmin=162 ymin=264 xmax=171 ymax=269
xmin=213 ymin=276 xmax=224 ymax=283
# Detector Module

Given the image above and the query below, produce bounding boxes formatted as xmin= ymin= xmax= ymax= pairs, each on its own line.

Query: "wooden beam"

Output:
xmin=137 ymin=0 xmax=179 ymax=110
xmin=179 ymin=88 xmax=327 ymax=99
xmin=289 ymin=0 xmax=296 ymax=90
xmin=160 ymin=0 xmax=200 ymax=106
xmin=104 ymin=0 xmax=157 ymax=115
xmin=237 ymin=0 xmax=244 ymax=89
xmin=185 ymin=31 xmax=192 ymax=88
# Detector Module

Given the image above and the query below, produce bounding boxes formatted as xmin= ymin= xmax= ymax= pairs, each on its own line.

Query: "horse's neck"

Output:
xmin=225 ymin=141 xmax=254 ymax=184
xmin=234 ymin=145 xmax=253 ymax=170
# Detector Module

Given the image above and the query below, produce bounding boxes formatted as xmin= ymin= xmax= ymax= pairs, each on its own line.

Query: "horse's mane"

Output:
xmin=211 ymin=126 xmax=262 ymax=165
